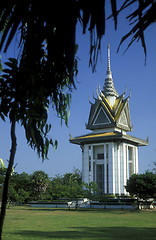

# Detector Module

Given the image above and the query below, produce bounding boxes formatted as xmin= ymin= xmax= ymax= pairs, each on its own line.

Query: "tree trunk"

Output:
xmin=0 ymin=119 xmax=17 ymax=240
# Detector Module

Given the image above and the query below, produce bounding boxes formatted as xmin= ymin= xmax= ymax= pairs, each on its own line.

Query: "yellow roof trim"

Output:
xmin=113 ymin=98 xmax=120 ymax=111
xmin=75 ymin=132 xmax=116 ymax=140
xmin=101 ymin=101 xmax=115 ymax=121
xmin=115 ymin=102 xmax=124 ymax=121
xmin=103 ymin=97 xmax=113 ymax=110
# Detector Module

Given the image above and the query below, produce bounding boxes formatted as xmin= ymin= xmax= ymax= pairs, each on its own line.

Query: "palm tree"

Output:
xmin=0 ymin=1 xmax=107 ymax=238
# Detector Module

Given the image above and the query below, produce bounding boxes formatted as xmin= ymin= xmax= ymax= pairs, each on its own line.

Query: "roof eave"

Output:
xmin=69 ymin=133 xmax=148 ymax=146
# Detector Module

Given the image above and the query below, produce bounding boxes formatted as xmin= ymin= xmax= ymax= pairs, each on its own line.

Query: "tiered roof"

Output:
xmin=70 ymin=44 xmax=148 ymax=147
xmin=86 ymin=44 xmax=132 ymax=132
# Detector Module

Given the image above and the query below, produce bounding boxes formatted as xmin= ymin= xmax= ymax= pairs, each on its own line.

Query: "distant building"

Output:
xmin=70 ymin=44 xmax=148 ymax=195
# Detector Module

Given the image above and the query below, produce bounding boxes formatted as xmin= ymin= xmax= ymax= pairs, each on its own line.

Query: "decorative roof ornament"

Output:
xmin=106 ymin=43 xmax=112 ymax=78
xmin=103 ymin=44 xmax=118 ymax=98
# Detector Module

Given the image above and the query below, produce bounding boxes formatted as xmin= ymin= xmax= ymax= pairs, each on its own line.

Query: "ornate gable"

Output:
xmin=115 ymin=98 xmax=132 ymax=131
xmin=93 ymin=107 xmax=111 ymax=125
xmin=86 ymin=94 xmax=132 ymax=132
xmin=86 ymin=99 xmax=115 ymax=130
xmin=118 ymin=111 xmax=128 ymax=126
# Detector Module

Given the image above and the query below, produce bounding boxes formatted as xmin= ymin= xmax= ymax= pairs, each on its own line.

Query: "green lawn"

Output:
xmin=3 ymin=206 xmax=156 ymax=240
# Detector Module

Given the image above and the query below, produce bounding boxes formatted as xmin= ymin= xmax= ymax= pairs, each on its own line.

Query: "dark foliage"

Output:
xmin=126 ymin=172 xmax=156 ymax=199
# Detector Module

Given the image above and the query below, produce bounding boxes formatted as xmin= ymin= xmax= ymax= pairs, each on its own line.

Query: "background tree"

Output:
xmin=8 ymin=172 xmax=31 ymax=203
xmin=0 ymin=159 xmax=6 ymax=200
xmin=153 ymin=162 xmax=156 ymax=173
xmin=82 ymin=182 xmax=99 ymax=199
xmin=30 ymin=171 xmax=50 ymax=200
xmin=6 ymin=169 xmax=84 ymax=201
xmin=50 ymin=169 xmax=83 ymax=199
xmin=125 ymin=172 xmax=156 ymax=199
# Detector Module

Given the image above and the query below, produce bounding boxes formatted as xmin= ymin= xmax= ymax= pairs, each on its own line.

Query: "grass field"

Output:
xmin=2 ymin=206 xmax=156 ymax=240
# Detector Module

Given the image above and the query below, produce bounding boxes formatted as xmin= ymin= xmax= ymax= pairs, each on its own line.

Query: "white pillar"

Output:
xmin=123 ymin=143 xmax=128 ymax=194
xmin=135 ymin=147 xmax=139 ymax=174
xmin=108 ymin=142 xmax=114 ymax=194
xmin=120 ymin=143 xmax=125 ymax=194
xmin=113 ymin=143 xmax=116 ymax=194
xmin=104 ymin=144 xmax=107 ymax=194
xmin=82 ymin=145 xmax=89 ymax=184
xmin=90 ymin=145 xmax=94 ymax=182
xmin=126 ymin=145 xmax=129 ymax=179
xmin=117 ymin=143 xmax=121 ymax=195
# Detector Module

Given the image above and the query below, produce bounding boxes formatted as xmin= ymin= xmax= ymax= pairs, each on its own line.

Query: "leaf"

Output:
xmin=0 ymin=158 xmax=5 ymax=170
xmin=8 ymin=58 xmax=18 ymax=64
xmin=53 ymin=140 xmax=58 ymax=151
xmin=4 ymin=61 xmax=15 ymax=68
xmin=110 ymin=0 xmax=118 ymax=30
xmin=2 ymin=68 xmax=12 ymax=74
xmin=0 ymin=112 xmax=6 ymax=122
xmin=45 ymin=124 xmax=49 ymax=134
xmin=117 ymin=0 xmax=156 ymax=57
xmin=43 ymin=138 xmax=50 ymax=159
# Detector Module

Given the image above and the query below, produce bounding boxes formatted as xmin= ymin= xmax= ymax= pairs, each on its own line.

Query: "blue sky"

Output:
xmin=0 ymin=4 xmax=156 ymax=177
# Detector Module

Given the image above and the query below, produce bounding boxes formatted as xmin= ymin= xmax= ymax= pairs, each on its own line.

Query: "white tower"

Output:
xmin=70 ymin=44 xmax=148 ymax=195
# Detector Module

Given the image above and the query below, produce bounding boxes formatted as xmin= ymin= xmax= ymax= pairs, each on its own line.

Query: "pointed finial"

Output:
xmin=103 ymin=43 xmax=118 ymax=98
xmin=107 ymin=43 xmax=111 ymax=72
xmin=106 ymin=43 xmax=112 ymax=79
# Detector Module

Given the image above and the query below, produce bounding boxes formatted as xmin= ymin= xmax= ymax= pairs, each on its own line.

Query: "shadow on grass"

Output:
xmin=19 ymin=207 xmax=137 ymax=214
xmin=13 ymin=226 xmax=156 ymax=239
